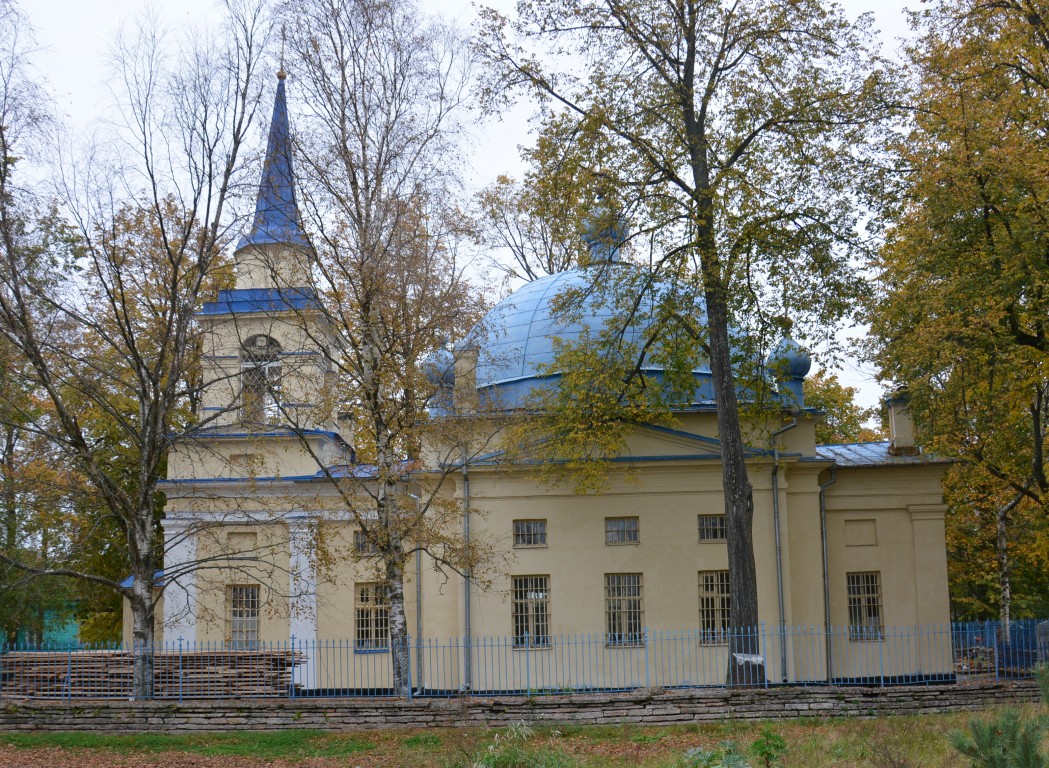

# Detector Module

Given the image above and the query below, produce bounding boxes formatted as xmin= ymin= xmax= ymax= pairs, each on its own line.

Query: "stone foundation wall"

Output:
xmin=0 ymin=681 xmax=1038 ymax=733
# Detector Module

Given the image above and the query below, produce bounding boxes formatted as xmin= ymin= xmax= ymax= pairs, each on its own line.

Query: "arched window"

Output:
xmin=241 ymin=334 xmax=282 ymax=424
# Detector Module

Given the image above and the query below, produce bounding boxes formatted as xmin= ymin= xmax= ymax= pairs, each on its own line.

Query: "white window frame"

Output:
xmin=511 ymin=575 xmax=551 ymax=648
xmin=605 ymin=516 xmax=639 ymax=545
xmin=698 ymin=514 xmax=727 ymax=541
xmin=698 ymin=570 xmax=731 ymax=644
xmin=847 ymin=571 xmax=884 ymax=641
xmin=354 ymin=582 xmax=390 ymax=651
xmin=513 ymin=519 xmax=547 ymax=548
xmin=226 ymin=584 xmax=260 ymax=649
xmin=604 ymin=573 xmax=644 ymax=646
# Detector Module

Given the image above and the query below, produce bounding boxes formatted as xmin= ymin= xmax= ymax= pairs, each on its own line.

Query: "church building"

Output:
xmin=142 ymin=74 xmax=953 ymax=692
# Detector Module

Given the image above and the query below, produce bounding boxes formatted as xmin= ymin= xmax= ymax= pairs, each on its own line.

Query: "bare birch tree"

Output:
xmin=0 ymin=0 xmax=271 ymax=697
xmin=282 ymin=0 xmax=495 ymax=696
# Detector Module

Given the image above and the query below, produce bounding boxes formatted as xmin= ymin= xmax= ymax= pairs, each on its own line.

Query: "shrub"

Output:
xmin=949 ymin=708 xmax=1048 ymax=768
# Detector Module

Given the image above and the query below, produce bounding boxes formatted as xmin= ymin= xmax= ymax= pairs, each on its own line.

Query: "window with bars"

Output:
xmin=241 ymin=335 xmax=282 ymax=424
xmin=226 ymin=584 xmax=260 ymax=648
xmin=698 ymin=514 xmax=727 ymax=541
xmin=354 ymin=528 xmax=379 ymax=555
xmin=605 ymin=516 xmax=639 ymax=545
xmin=355 ymin=583 xmax=390 ymax=650
xmin=511 ymin=575 xmax=550 ymax=647
xmin=698 ymin=570 xmax=731 ymax=644
xmin=513 ymin=519 xmax=547 ymax=548
xmin=605 ymin=573 xmax=644 ymax=646
xmin=847 ymin=571 xmax=883 ymax=641
xmin=241 ymin=362 xmax=282 ymax=423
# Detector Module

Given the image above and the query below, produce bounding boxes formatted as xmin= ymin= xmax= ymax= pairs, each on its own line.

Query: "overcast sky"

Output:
xmin=20 ymin=0 xmax=919 ymax=411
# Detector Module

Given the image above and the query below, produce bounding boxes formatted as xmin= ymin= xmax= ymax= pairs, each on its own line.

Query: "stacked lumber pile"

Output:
xmin=0 ymin=649 xmax=305 ymax=699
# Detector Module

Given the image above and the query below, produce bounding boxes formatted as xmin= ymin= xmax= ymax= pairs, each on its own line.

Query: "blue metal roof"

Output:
xmin=236 ymin=74 xmax=309 ymax=251
xmin=815 ymin=441 xmax=951 ymax=467
xmin=199 ymin=287 xmax=321 ymax=315
xmin=467 ymin=264 xmax=716 ymax=409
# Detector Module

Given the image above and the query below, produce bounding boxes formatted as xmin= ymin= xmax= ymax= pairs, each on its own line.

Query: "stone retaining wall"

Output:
xmin=0 ymin=681 xmax=1039 ymax=733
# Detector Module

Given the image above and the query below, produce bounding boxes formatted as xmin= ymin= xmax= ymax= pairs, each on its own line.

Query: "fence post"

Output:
xmin=761 ymin=623 xmax=768 ymax=689
xmin=525 ymin=631 xmax=531 ymax=694
xmin=290 ymin=635 xmax=297 ymax=699
xmin=66 ymin=644 xmax=72 ymax=701
xmin=406 ymin=635 xmax=413 ymax=701
xmin=879 ymin=635 xmax=885 ymax=688
xmin=644 ymin=627 xmax=650 ymax=689
xmin=178 ymin=636 xmax=184 ymax=704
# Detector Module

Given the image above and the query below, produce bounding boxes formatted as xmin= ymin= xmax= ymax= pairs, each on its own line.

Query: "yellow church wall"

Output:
xmin=822 ymin=464 xmax=952 ymax=679
xmin=190 ymin=522 xmax=292 ymax=645
xmin=167 ymin=433 xmax=347 ymax=482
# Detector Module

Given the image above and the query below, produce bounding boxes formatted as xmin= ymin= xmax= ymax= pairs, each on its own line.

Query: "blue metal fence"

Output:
xmin=2 ymin=620 xmax=1047 ymax=700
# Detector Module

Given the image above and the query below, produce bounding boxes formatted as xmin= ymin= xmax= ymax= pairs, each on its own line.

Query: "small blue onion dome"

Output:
xmin=422 ymin=346 xmax=455 ymax=387
xmin=581 ymin=201 xmax=628 ymax=263
xmin=767 ymin=337 xmax=812 ymax=379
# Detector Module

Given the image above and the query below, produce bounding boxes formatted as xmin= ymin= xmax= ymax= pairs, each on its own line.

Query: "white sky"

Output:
xmin=21 ymin=0 xmax=918 ymax=411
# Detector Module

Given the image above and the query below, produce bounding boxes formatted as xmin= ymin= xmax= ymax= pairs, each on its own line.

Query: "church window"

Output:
xmin=355 ymin=583 xmax=389 ymax=650
xmin=226 ymin=584 xmax=260 ymax=648
xmin=698 ymin=570 xmax=731 ymax=644
xmin=847 ymin=571 xmax=883 ymax=641
xmin=698 ymin=514 xmax=727 ymax=541
xmin=605 ymin=573 xmax=644 ymax=646
xmin=511 ymin=575 xmax=550 ymax=647
xmin=241 ymin=335 xmax=282 ymax=424
xmin=513 ymin=519 xmax=547 ymax=548
xmin=605 ymin=516 xmax=639 ymax=545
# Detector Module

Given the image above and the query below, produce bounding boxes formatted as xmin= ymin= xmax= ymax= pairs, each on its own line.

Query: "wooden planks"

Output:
xmin=0 ymin=649 xmax=305 ymax=699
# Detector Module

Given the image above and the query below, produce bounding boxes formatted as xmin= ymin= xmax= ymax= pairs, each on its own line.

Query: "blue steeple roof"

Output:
xmin=237 ymin=72 xmax=309 ymax=251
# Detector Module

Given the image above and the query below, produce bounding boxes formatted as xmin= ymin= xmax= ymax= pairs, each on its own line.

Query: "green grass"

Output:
xmin=403 ymin=731 xmax=442 ymax=749
xmin=0 ymin=709 xmax=1038 ymax=767
xmin=1 ymin=729 xmax=375 ymax=759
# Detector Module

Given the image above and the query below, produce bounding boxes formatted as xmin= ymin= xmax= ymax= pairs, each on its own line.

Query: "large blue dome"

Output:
xmin=465 ymin=264 xmax=716 ymax=410
xmin=434 ymin=262 xmax=813 ymax=412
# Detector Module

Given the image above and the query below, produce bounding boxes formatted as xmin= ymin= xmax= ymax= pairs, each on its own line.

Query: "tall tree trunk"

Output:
xmin=385 ymin=554 xmax=411 ymax=697
xmin=129 ymin=572 xmax=155 ymax=699
xmin=707 ymin=290 xmax=763 ymax=685
xmin=997 ymin=499 xmax=1012 ymax=645
xmin=2 ymin=425 xmax=16 ymax=646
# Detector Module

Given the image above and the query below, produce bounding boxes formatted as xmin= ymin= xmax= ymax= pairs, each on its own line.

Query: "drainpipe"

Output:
xmin=771 ymin=417 xmax=798 ymax=682
xmin=819 ymin=467 xmax=837 ymax=683
xmin=415 ymin=536 xmax=423 ymax=691
xmin=461 ymin=458 xmax=472 ymax=692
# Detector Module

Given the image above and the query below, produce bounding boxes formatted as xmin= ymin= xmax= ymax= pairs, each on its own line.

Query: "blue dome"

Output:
xmin=467 ymin=264 xmax=714 ymax=410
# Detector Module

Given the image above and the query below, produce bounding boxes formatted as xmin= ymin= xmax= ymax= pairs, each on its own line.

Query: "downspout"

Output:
xmin=819 ymin=467 xmax=837 ymax=683
xmin=415 ymin=536 xmax=423 ymax=692
xmin=771 ymin=417 xmax=798 ymax=682
xmin=461 ymin=458 xmax=472 ymax=691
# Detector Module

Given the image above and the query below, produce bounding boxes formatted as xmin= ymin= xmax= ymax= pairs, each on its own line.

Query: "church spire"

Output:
xmin=237 ymin=71 xmax=308 ymax=251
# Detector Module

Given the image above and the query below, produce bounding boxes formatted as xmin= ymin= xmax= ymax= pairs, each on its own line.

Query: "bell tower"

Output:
xmin=161 ymin=73 xmax=352 ymax=645
xmin=165 ymin=71 xmax=352 ymax=484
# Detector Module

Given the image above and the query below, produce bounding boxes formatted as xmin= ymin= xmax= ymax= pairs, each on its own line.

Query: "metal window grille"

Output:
xmin=847 ymin=571 xmax=883 ymax=641
xmin=227 ymin=584 xmax=260 ymax=649
xmin=511 ymin=575 xmax=550 ymax=647
xmin=354 ymin=529 xmax=379 ymax=555
xmin=355 ymin=583 xmax=390 ymax=650
xmin=513 ymin=519 xmax=547 ymax=548
xmin=698 ymin=514 xmax=727 ymax=541
xmin=605 ymin=516 xmax=639 ymax=545
xmin=241 ymin=362 xmax=282 ymax=423
xmin=605 ymin=573 xmax=643 ymax=646
xmin=698 ymin=570 xmax=731 ymax=644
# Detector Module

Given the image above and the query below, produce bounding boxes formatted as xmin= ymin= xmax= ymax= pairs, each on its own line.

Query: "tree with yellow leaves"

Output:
xmin=868 ymin=0 xmax=1049 ymax=626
